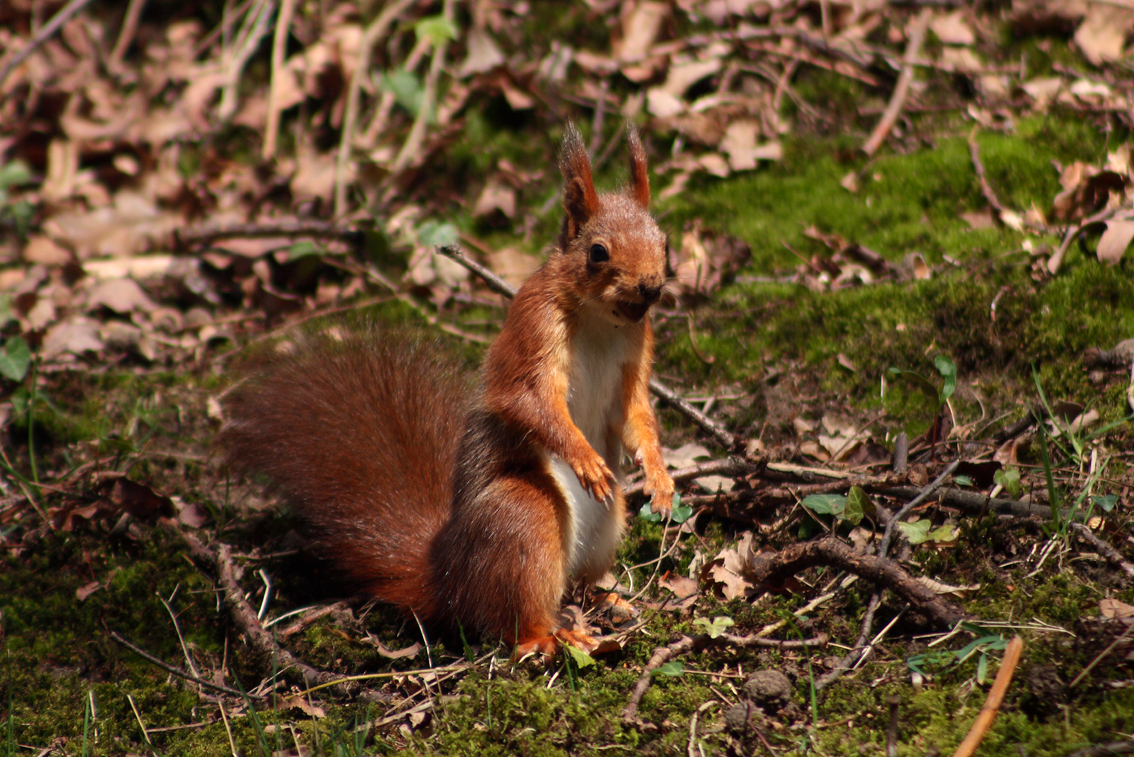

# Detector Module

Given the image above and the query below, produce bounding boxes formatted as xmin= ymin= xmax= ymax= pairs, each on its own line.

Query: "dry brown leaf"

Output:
xmin=616 ymin=1 xmax=669 ymax=63
xmin=459 ymin=28 xmax=506 ymax=77
xmin=473 ymin=179 xmax=517 ymax=218
xmin=23 ymin=236 xmax=72 ymax=265
xmin=1074 ymin=4 xmax=1134 ymax=66
xmin=930 ymin=11 xmax=976 ymax=45
xmin=486 ymin=247 xmax=540 ymax=288
xmin=76 ymin=581 xmax=105 ymax=601
xmin=1097 ymin=217 xmax=1134 ymax=265
xmin=42 ymin=318 xmax=105 ymax=360
xmin=1100 ymin=598 xmax=1134 ymax=619
xmin=86 ymin=278 xmax=156 ymax=314
xmin=658 ymin=573 xmax=701 ymax=599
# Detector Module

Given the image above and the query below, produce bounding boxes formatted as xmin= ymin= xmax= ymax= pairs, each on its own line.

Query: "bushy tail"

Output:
xmin=219 ymin=327 xmax=471 ymax=618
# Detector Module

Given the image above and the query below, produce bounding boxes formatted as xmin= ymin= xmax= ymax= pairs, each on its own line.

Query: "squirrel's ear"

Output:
xmin=626 ymin=125 xmax=650 ymax=208
xmin=559 ymin=123 xmax=599 ymax=240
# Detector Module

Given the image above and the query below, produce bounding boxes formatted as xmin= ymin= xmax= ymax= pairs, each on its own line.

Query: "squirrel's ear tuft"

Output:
xmin=559 ymin=123 xmax=599 ymax=240
xmin=626 ymin=125 xmax=650 ymax=208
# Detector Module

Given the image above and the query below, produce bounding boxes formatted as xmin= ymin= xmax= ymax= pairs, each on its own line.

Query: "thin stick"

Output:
xmin=950 ymin=635 xmax=1024 ymax=757
xmin=0 ymin=0 xmax=99 ymax=89
xmin=110 ymin=631 xmax=257 ymax=699
xmin=1069 ymin=523 xmax=1134 ymax=578
xmin=262 ymin=0 xmax=298 ymax=160
xmin=157 ymin=591 xmax=201 ymax=680
xmin=334 ymin=0 xmax=418 ymax=216
xmin=968 ymin=128 xmax=1006 ymax=216
xmin=878 ymin=460 xmax=959 ymax=558
xmin=126 ymin=694 xmax=157 ymax=755
xmin=623 ymin=456 xmax=756 ymax=498
xmin=108 ymin=0 xmax=149 ymax=70
xmin=391 ymin=0 xmax=454 ymax=172
xmin=862 ymin=8 xmax=932 ymax=156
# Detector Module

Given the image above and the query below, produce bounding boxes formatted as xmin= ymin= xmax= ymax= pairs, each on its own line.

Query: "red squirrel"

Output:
xmin=221 ymin=124 xmax=675 ymax=655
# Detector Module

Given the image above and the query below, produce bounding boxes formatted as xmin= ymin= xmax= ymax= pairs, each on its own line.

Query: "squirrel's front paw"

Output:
xmin=571 ymin=452 xmax=616 ymax=504
xmin=643 ymin=470 xmax=675 ymax=518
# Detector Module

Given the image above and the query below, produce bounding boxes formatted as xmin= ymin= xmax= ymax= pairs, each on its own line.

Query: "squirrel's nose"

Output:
xmin=638 ymin=282 xmax=662 ymax=305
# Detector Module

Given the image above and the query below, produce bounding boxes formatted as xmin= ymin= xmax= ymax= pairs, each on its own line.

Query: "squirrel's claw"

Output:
xmin=643 ymin=470 xmax=675 ymax=518
xmin=572 ymin=452 xmax=616 ymax=505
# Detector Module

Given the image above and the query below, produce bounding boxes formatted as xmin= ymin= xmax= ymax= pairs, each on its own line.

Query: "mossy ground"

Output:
xmin=3 ymin=35 xmax=1134 ymax=757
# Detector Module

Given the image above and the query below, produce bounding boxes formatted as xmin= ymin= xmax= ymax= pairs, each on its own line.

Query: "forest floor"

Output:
xmin=1 ymin=0 xmax=1133 ymax=755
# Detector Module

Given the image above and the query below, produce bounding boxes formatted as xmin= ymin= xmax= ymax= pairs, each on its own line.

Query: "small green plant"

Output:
xmin=906 ymin=624 xmax=1008 ymax=683
xmin=886 ymin=354 xmax=957 ymax=456
xmin=0 ymin=160 xmax=33 ymax=238
xmin=692 ymin=615 xmax=735 ymax=639
xmin=638 ymin=492 xmax=692 ymax=523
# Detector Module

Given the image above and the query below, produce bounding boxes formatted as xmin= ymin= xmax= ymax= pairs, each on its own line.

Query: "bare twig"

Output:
xmin=951 ymin=636 xmax=1024 ymax=757
xmin=110 ymin=631 xmax=257 ymax=699
xmin=1065 ymin=743 xmax=1134 ymax=757
xmin=879 ymin=460 xmax=959 ymax=558
xmin=746 ymin=538 xmax=966 ymax=628
xmin=108 ymin=0 xmax=149 ymax=70
xmin=391 ymin=0 xmax=454 ymax=173
xmin=0 ymin=0 xmax=99 ymax=90
xmin=435 ymin=244 xmax=741 ymax=448
xmin=1069 ymin=523 xmax=1134 ymax=578
xmin=968 ymin=130 xmax=1006 ymax=216
xmin=334 ymin=0 xmax=418 ymax=216
xmin=262 ymin=0 xmax=298 ymax=160
xmin=862 ymin=8 xmax=933 ymax=156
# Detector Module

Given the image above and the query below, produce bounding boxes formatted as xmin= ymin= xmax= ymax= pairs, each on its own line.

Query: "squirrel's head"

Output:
xmin=557 ymin=123 xmax=668 ymax=326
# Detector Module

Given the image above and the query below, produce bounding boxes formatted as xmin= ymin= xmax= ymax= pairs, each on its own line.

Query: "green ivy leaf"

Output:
xmin=638 ymin=503 xmax=661 ymax=522
xmin=564 ymin=644 xmax=596 ymax=669
xmin=897 ymin=519 xmax=932 ymax=545
xmin=692 ymin=616 xmax=735 ymax=639
xmin=800 ymin=493 xmax=845 ymax=517
xmin=844 ymin=486 xmax=869 ymax=525
xmin=926 ymin=524 xmax=958 ymax=543
xmin=0 ymin=160 xmax=32 ymax=189
xmin=284 ymin=240 xmax=321 ymax=260
xmin=953 ymin=474 xmax=974 ymax=487
xmin=0 ymin=336 xmax=31 ymax=381
xmin=887 ymin=367 xmax=940 ymax=405
xmin=652 ymin=661 xmax=684 ymax=677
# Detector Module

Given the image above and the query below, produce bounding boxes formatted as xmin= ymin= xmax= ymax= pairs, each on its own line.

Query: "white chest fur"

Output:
xmin=548 ymin=309 xmax=631 ymax=580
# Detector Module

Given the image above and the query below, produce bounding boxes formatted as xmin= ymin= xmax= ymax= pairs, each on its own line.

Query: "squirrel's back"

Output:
xmin=219 ymin=328 xmax=470 ymax=615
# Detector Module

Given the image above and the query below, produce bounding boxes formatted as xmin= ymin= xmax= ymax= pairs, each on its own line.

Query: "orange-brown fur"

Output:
xmin=221 ymin=124 xmax=674 ymax=655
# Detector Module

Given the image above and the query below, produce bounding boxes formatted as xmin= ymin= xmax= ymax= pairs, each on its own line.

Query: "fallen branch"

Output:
xmin=881 ymin=485 xmax=1063 ymax=521
xmin=435 ymin=244 xmax=741 ymax=449
xmin=746 ymin=538 xmax=966 ymax=628
xmin=879 ymin=460 xmax=959 ymax=558
xmin=862 ymin=8 xmax=933 ymax=156
xmin=951 ymin=636 xmax=1024 ymax=757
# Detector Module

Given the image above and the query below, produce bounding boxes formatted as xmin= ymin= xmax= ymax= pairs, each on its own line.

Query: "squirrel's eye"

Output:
xmin=589 ymin=244 xmax=609 ymax=263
